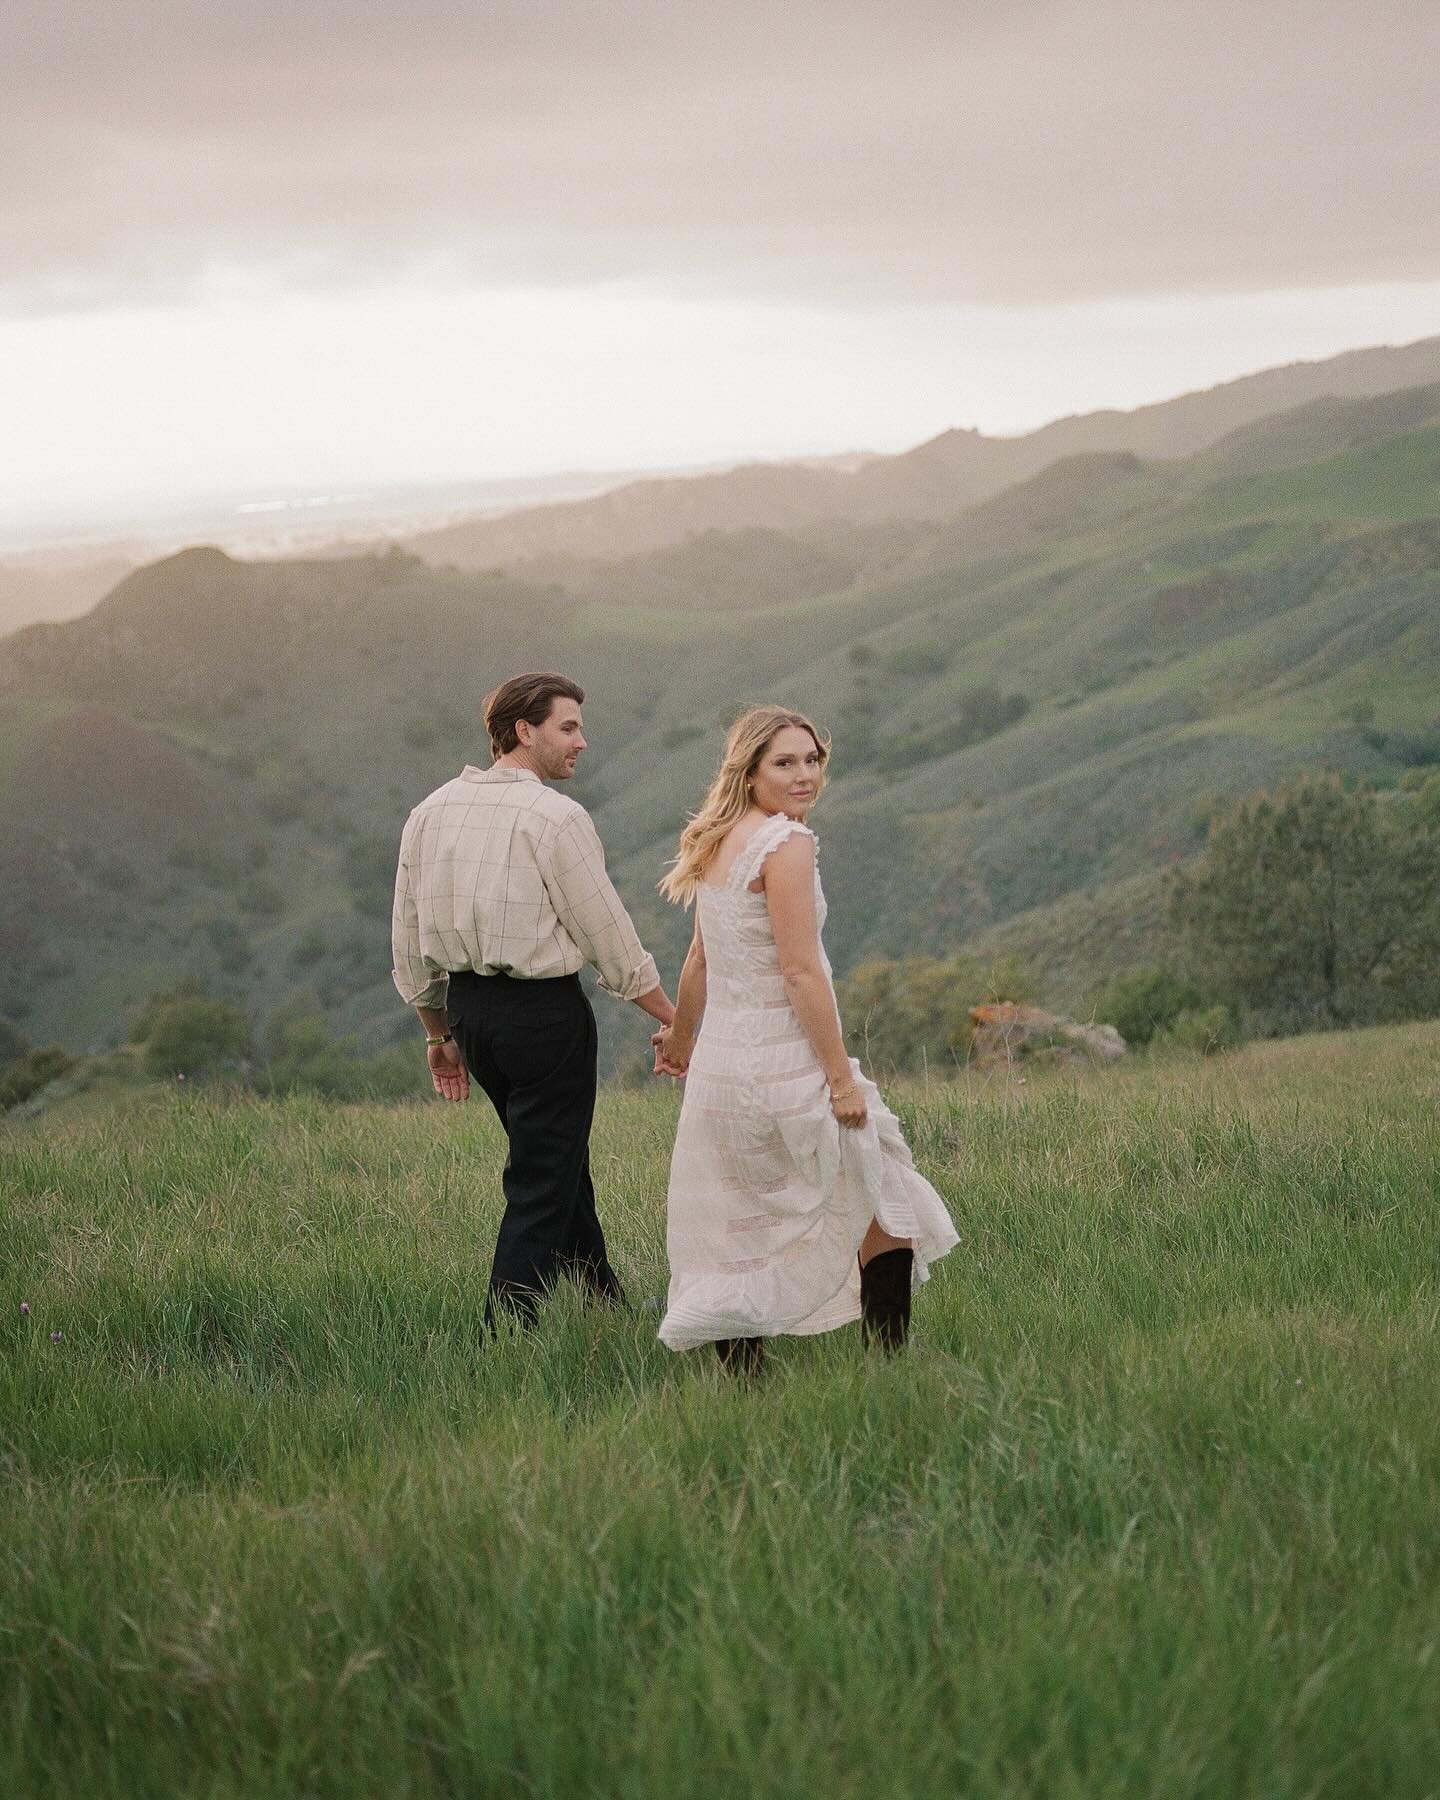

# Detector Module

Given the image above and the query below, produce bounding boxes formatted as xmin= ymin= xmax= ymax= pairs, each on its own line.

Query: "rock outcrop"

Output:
xmin=968 ymin=1002 xmax=1127 ymax=1071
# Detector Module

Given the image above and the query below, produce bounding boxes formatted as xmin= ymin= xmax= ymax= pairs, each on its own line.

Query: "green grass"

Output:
xmin=4 ymin=1024 xmax=1440 ymax=1795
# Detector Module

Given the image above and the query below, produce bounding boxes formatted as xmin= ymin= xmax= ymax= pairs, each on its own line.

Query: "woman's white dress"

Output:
xmin=658 ymin=814 xmax=960 ymax=1351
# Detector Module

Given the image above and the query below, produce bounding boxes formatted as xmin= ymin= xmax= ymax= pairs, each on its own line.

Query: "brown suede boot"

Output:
xmin=714 ymin=1336 xmax=766 ymax=1376
xmin=859 ymin=1247 xmax=914 ymax=1352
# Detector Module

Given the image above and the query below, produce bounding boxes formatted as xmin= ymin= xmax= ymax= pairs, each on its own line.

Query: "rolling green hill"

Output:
xmin=2 ymin=374 xmax=1439 ymax=1071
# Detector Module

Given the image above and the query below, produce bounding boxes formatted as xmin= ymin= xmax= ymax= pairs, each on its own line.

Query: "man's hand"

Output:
xmin=429 ymin=1038 xmax=470 ymax=1102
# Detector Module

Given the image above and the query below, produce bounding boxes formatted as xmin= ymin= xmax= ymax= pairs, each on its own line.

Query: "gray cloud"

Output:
xmin=3 ymin=0 xmax=1438 ymax=316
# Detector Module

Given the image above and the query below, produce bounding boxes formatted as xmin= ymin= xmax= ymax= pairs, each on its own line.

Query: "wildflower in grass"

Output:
xmin=50 ymin=1331 xmax=62 ymax=1342
xmin=19 ymin=1302 xmax=29 ymax=1315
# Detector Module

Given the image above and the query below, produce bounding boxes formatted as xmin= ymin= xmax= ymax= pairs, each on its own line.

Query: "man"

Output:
xmin=392 ymin=671 xmax=675 ymax=1323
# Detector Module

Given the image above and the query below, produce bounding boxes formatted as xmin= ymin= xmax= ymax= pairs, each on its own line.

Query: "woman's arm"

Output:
xmin=672 ymin=917 xmax=708 ymax=1041
xmin=764 ymin=834 xmax=866 ymax=1127
xmin=656 ymin=918 xmax=707 ymax=1072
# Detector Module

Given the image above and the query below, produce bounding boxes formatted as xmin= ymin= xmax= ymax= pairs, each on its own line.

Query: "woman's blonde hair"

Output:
xmin=659 ymin=705 xmax=830 ymax=905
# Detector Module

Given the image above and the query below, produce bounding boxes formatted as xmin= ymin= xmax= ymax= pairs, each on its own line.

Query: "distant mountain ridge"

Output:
xmin=408 ymin=336 xmax=1440 ymax=569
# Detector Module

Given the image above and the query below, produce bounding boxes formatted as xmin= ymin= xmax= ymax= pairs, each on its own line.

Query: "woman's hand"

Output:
xmin=652 ymin=1027 xmax=692 ymax=1078
xmin=828 ymin=1076 xmax=867 ymax=1130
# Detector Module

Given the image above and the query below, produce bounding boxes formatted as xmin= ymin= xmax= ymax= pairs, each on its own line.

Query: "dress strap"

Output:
xmin=728 ymin=813 xmax=817 ymax=891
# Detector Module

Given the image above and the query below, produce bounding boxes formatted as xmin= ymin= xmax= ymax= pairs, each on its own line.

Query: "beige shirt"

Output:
xmin=391 ymin=764 xmax=660 ymax=1011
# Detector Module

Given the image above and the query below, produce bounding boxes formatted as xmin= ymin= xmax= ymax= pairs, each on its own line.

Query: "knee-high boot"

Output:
xmin=859 ymin=1247 xmax=913 ymax=1352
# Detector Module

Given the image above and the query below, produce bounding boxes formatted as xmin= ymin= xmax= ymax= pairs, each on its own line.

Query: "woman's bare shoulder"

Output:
xmin=707 ymin=815 xmax=768 ymax=885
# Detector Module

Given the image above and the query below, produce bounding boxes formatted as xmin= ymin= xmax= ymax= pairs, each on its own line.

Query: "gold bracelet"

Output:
xmin=829 ymin=1084 xmax=858 ymax=1102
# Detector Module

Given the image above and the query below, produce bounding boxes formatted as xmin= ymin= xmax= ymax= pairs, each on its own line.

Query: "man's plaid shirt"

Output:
xmin=391 ymin=764 xmax=659 ymax=1011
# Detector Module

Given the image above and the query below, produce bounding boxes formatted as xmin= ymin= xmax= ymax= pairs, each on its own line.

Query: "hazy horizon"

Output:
xmin=10 ymin=313 xmax=1440 ymax=558
xmin=3 ymin=0 xmax=1437 ymax=543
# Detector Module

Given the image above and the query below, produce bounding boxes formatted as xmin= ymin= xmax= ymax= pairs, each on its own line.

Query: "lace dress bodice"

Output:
xmin=695 ymin=815 xmax=830 ymax=1014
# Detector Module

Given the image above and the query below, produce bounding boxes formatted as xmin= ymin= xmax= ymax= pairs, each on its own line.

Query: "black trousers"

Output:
xmin=447 ymin=970 xmax=623 ymax=1324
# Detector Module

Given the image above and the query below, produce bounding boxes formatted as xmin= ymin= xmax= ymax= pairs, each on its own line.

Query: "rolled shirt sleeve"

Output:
xmin=391 ymin=822 xmax=450 ymax=1010
xmin=543 ymin=812 xmax=660 ymax=1001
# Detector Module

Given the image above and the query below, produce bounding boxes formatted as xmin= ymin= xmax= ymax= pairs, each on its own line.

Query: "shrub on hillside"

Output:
xmin=257 ymin=994 xmax=427 ymax=1100
xmin=0 ymin=1044 xmax=75 ymax=1112
xmin=837 ymin=952 xmax=1034 ymax=1073
xmin=261 ymin=991 xmax=330 ymax=1063
xmin=839 ymin=956 xmax=972 ymax=1071
xmin=0 ymin=1018 xmax=29 ymax=1069
xmin=1381 ymin=728 xmax=1440 ymax=769
xmin=202 ymin=915 xmax=253 ymax=973
xmin=1153 ymin=1005 xmax=1240 ymax=1056
xmin=1090 ymin=966 xmax=1204 ymax=1047
xmin=128 ymin=980 xmax=208 ymax=1044
xmin=290 ymin=924 xmax=328 ymax=968
xmin=141 ymin=998 xmax=252 ymax=1079
xmin=237 ymin=875 xmax=285 ymax=919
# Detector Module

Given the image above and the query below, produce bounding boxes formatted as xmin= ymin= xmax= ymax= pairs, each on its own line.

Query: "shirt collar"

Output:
xmin=462 ymin=763 xmax=541 ymax=784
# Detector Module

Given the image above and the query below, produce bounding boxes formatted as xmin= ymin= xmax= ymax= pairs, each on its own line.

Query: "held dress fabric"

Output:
xmin=659 ymin=815 xmax=959 ymax=1351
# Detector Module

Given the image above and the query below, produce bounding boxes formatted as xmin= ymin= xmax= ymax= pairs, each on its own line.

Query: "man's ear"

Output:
xmin=514 ymin=718 xmax=534 ymax=747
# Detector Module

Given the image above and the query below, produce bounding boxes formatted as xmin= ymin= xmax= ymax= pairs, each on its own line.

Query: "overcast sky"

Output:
xmin=3 ymin=0 xmax=1439 ymax=528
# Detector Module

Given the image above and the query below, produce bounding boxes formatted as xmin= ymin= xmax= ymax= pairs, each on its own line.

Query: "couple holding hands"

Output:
xmin=392 ymin=671 xmax=957 ymax=1372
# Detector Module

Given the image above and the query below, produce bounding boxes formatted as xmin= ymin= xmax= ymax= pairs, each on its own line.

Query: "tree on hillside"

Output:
xmin=1169 ymin=775 xmax=1440 ymax=1029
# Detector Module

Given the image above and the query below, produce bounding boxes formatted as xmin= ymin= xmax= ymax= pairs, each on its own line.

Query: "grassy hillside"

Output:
xmin=4 ymin=1024 xmax=1440 ymax=1794
xmin=1 ymin=383 xmax=1439 ymax=1066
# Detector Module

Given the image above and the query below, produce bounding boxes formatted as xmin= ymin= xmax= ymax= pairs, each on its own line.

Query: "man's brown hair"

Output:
xmin=484 ymin=672 xmax=586 ymax=757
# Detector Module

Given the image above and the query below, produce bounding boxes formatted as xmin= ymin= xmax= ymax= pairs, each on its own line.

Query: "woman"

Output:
xmin=653 ymin=706 xmax=959 ymax=1370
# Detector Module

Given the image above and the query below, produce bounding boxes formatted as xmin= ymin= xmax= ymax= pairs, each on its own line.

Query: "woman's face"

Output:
xmin=750 ymin=725 xmax=825 ymax=820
